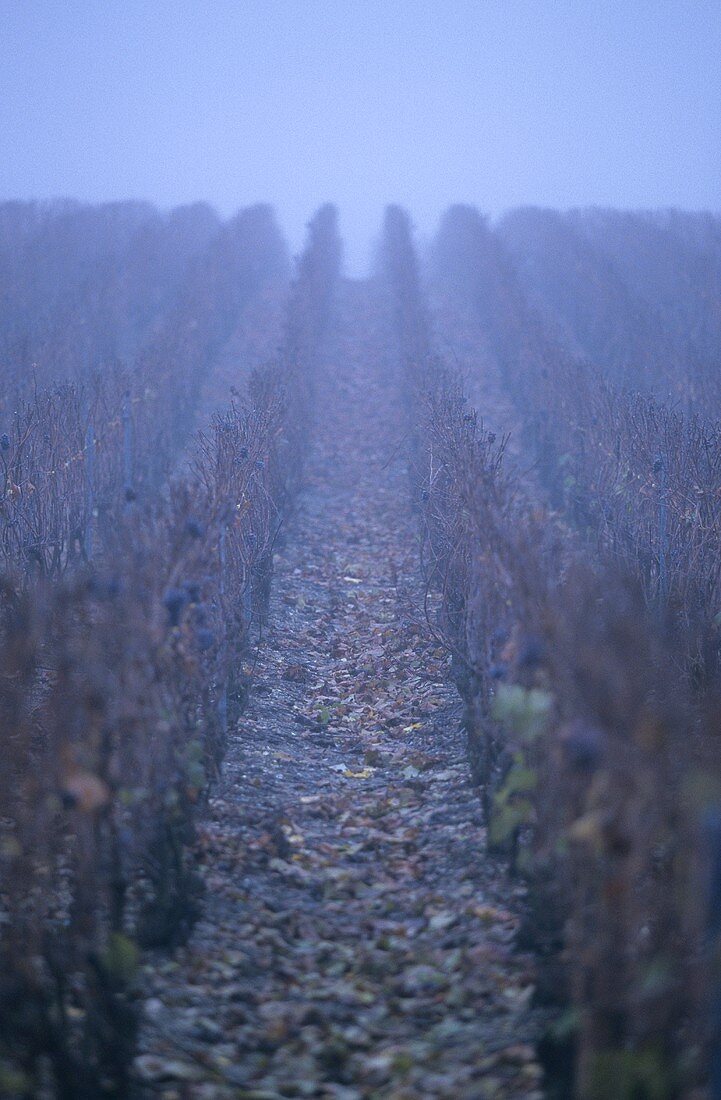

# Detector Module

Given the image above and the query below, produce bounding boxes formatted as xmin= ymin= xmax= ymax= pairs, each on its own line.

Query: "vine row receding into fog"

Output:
xmin=1 ymin=200 xmax=721 ymax=1099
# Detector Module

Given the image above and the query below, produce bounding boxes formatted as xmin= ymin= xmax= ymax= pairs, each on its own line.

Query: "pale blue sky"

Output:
xmin=1 ymin=0 xmax=719 ymax=272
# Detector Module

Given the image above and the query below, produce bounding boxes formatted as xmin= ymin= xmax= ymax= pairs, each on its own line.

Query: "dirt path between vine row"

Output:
xmin=135 ymin=281 xmax=542 ymax=1099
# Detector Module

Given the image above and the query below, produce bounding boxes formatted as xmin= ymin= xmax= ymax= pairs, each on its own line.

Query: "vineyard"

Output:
xmin=1 ymin=199 xmax=721 ymax=1099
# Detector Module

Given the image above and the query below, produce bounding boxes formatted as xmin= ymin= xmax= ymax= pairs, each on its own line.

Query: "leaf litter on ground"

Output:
xmin=135 ymin=284 xmax=543 ymax=1099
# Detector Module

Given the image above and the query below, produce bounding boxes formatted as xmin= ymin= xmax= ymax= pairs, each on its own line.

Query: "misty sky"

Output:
xmin=1 ymin=0 xmax=719 ymax=273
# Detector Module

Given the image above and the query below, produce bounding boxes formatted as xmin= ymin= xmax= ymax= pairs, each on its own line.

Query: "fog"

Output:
xmin=1 ymin=0 xmax=720 ymax=272
xmin=4 ymin=5 xmax=721 ymax=1094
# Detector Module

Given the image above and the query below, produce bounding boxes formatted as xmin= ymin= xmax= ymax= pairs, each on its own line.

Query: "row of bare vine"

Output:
xmin=382 ymin=204 xmax=721 ymax=1099
xmin=0 ymin=206 xmax=341 ymax=1096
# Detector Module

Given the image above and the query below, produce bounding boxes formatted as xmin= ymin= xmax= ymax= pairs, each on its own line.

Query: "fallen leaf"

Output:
xmin=62 ymin=771 xmax=111 ymax=813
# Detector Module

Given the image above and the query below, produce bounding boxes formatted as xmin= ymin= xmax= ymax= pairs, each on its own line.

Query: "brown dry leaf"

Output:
xmin=283 ymin=663 xmax=309 ymax=682
xmin=62 ymin=771 xmax=111 ymax=812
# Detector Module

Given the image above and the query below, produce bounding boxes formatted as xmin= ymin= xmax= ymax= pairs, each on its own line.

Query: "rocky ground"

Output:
xmin=135 ymin=282 xmax=542 ymax=1099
